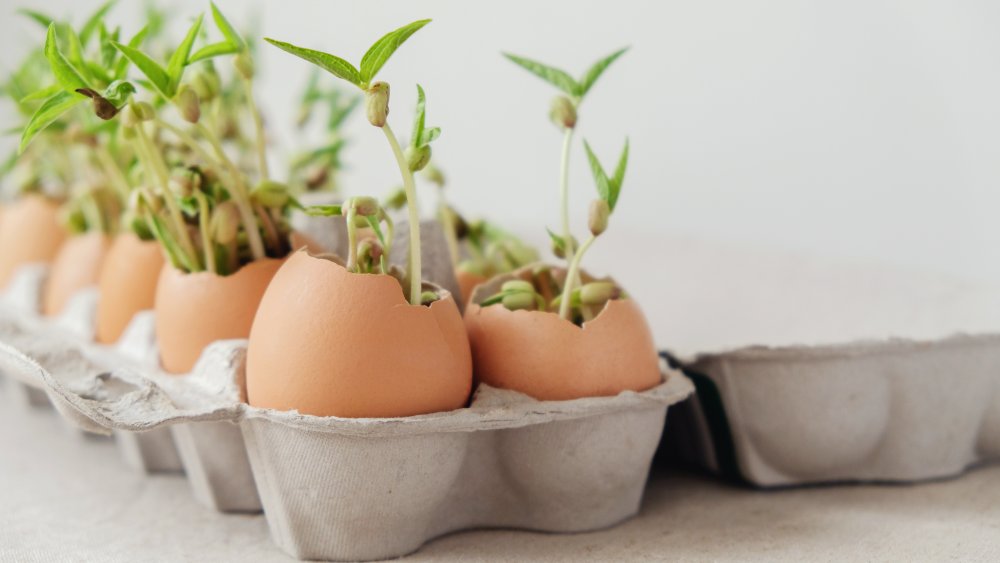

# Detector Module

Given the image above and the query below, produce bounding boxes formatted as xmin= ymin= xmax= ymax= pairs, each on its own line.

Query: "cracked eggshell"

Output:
xmin=246 ymin=249 xmax=473 ymax=418
xmin=0 ymin=195 xmax=67 ymax=289
xmin=96 ymin=233 xmax=166 ymax=344
xmin=42 ymin=232 xmax=112 ymax=316
xmin=155 ymin=258 xmax=284 ymax=374
xmin=464 ymin=267 xmax=661 ymax=401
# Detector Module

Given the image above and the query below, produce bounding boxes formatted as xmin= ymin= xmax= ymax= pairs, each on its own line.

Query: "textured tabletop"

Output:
xmin=2 ymin=379 xmax=998 ymax=563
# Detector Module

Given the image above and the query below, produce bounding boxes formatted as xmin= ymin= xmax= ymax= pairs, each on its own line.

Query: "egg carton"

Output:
xmin=661 ymin=334 xmax=1000 ymax=486
xmin=5 ymin=327 xmax=691 ymax=561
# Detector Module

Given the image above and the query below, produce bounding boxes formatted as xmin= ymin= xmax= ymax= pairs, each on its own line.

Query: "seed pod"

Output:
xmin=405 ymin=145 xmax=431 ymax=172
xmin=168 ymin=176 xmax=192 ymax=198
xmin=252 ymin=180 xmax=290 ymax=208
xmin=365 ymin=82 xmax=390 ymax=127
xmin=211 ymin=201 xmax=241 ymax=245
xmin=421 ymin=290 xmax=440 ymax=305
xmin=549 ymin=95 xmax=577 ymax=129
xmin=234 ymin=52 xmax=255 ymax=80
xmin=134 ymin=102 xmax=155 ymax=121
xmin=502 ymin=291 xmax=536 ymax=311
xmin=422 ymin=163 xmax=445 ymax=186
xmin=383 ymin=187 xmax=407 ymax=211
xmin=76 ymin=88 xmax=119 ymax=120
xmin=191 ymin=69 xmax=221 ymax=102
xmin=352 ymin=196 xmax=380 ymax=217
xmin=304 ymin=164 xmax=328 ymax=190
xmin=175 ymin=85 xmax=201 ymax=124
xmin=551 ymin=234 xmax=578 ymax=259
xmin=501 ymin=280 xmax=535 ymax=294
xmin=589 ymin=199 xmax=610 ymax=236
xmin=580 ymin=281 xmax=620 ymax=306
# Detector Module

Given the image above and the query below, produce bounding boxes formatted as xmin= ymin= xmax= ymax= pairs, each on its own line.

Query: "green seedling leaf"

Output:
xmin=85 ymin=61 xmax=113 ymax=85
xmin=45 ymin=24 xmax=90 ymax=93
xmin=359 ymin=19 xmax=431 ymax=85
xmin=79 ymin=0 xmax=117 ymax=46
xmin=18 ymin=9 xmax=53 ymax=29
xmin=167 ymin=14 xmax=204 ymax=93
xmin=583 ymin=138 xmax=628 ymax=211
xmin=503 ymin=53 xmax=578 ymax=97
xmin=304 ymin=204 xmax=343 ymax=217
xmin=55 ymin=23 xmax=93 ymax=84
xmin=583 ymin=140 xmax=612 ymax=209
xmin=99 ymin=25 xmax=121 ymax=68
xmin=411 ymin=84 xmax=426 ymax=146
xmin=546 ymin=227 xmax=568 ymax=254
xmin=419 ymin=127 xmax=440 ymax=146
xmin=264 ymin=38 xmax=361 ymax=86
xmin=114 ymin=25 xmax=149 ymax=78
xmin=19 ymin=90 xmax=85 ymax=153
xmin=576 ymin=47 xmax=628 ymax=97
xmin=101 ymin=79 xmax=135 ymax=106
xmin=188 ymin=41 xmax=241 ymax=64
xmin=113 ymin=41 xmax=171 ymax=97
xmin=20 ymin=84 xmax=60 ymax=104
xmin=209 ymin=2 xmax=246 ymax=50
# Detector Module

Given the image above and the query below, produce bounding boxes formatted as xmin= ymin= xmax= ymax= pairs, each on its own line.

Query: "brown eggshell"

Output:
xmin=455 ymin=268 xmax=488 ymax=305
xmin=95 ymin=233 xmax=166 ymax=344
xmin=246 ymin=250 xmax=473 ymax=418
xmin=464 ymin=268 xmax=662 ymax=401
xmin=155 ymin=258 xmax=283 ymax=374
xmin=0 ymin=195 xmax=67 ymax=289
xmin=42 ymin=232 xmax=112 ymax=317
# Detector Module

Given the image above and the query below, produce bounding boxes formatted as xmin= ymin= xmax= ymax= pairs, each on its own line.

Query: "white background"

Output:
xmin=2 ymin=0 xmax=999 ymax=288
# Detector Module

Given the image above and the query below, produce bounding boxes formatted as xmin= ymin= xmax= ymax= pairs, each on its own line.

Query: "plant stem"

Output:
xmin=382 ymin=123 xmax=421 ymax=306
xmin=94 ymin=145 xmax=131 ymax=202
xmin=195 ymin=122 xmax=266 ymax=261
xmin=558 ymin=234 xmax=596 ymax=321
xmin=194 ymin=192 xmax=216 ymax=274
xmin=559 ymin=127 xmax=575 ymax=260
xmin=241 ymin=77 xmax=270 ymax=181
xmin=133 ymin=124 xmax=201 ymax=271
xmin=345 ymin=205 xmax=358 ymax=271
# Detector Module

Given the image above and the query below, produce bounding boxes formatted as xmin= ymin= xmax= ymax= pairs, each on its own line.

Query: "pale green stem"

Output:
xmin=82 ymin=193 xmax=105 ymax=234
xmin=241 ymin=77 xmax=270 ymax=180
xmin=195 ymin=122 xmax=266 ymax=261
xmin=133 ymin=124 xmax=201 ymax=271
xmin=194 ymin=191 xmax=216 ymax=274
xmin=382 ymin=123 xmax=421 ymax=306
xmin=559 ymin=127 xmax=575 ymax=260
xmin=558 ymin=234 xmax=596 ymax=320
xmin=94 ymin=146 xmax=131 ymax=202
xmin=345 ymin=205 xmax=358 ymax=271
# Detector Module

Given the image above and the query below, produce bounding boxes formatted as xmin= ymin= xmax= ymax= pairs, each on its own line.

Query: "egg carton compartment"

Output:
xmin=662 ymin=335 xmax=1000 ymax=486
xmin=13 ymin=328 xmax=690 ymax=561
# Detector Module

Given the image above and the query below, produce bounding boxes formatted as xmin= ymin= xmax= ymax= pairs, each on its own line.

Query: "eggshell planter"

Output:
xmin=95 ymin=233 xmax=165 ymax=344
xmin=42 ymin=232 xmax=112 ymax=317
xmin=662 ymin=336 xmax=1000 ymax=486
xmin=155 ymin=258 xmax=283 ymax=374
xmin=0 ymin=194 xmax=66 ymax=290
xmin=455 ymin=268 xmax=487 ymax=305
xmin=465 ymin=267 xmax=662 ymax=401
xmin=247 ymin=250 xmax=472 ymax=418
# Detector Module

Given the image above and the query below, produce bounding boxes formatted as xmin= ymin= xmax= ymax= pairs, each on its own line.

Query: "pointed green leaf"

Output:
xmin=264 ymin=38 xmax=361 ymax=86
xmin=19 ymin=84 xmax=61 ymax=104
xmin=611 ymin=137 xmax=629 ymax=210
xmin=79 ymin=0 xmax=117 ymax=45
xmin=546 ymin=227 xmax=567 ymax=254
xmin=503 ymin=53 xmax=578 ymax=97
xmin=45 ymin=24 xmax=90 ymax=93
xmin=19 ymin=90 xmax=85 ymax=153
xmin=54 ymin=23 xmax=93 ymax=84
xmin=419 ymin=127 xmax=440 ymax=147
xmin=577 ymin=47 xmax=628 ymax=98
xmin=17 ymin=9 xmax=52 ymax=29
xmin=209 ymin=2 xmax=245 ymax=50
xmin=583 ymin=140 xmax=613 ymax=209
xmin=188 ymin=41 xmax=241 ymax=64
xmin=167 ymin=14 xmax=204 ymax=93
xmin=411 ymin=84 xmax=426 ymax=147
xmin=114 ymin=25 xmax=149 ymax=78
xmin=85 ymin=61 xmax=113 ymax=85
xmin=359 ymin=19 xmax=431 ymax=84
xmin=113 ymin=41 xmax=171 ymax=97
xmin=101 ymin=79 xmax=135 ymax=106
xmin=99 ymin=25 xmax=121 ymax=67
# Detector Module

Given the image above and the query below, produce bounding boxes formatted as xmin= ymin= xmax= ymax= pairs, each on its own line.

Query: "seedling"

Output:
xmin=503 ymin=47 xmax=628 ymax=263
xmin=486 ymin=47 xmax=632 ymax=324
xmin=265 ymin=19 xmax=437 ymax=305
xmin=289 ymin=70 xmax=359 ymax=192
